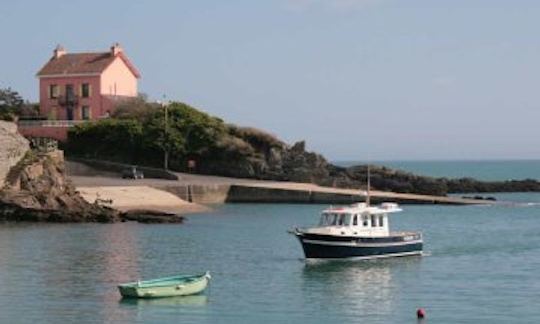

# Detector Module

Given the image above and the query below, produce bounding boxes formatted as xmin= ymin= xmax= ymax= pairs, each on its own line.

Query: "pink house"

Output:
xmin=18 ymin=43 xmax=141 ymax=141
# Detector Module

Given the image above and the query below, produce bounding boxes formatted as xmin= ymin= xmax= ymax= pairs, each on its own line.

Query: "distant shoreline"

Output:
xmin=333 ymin=159 xmax=540 ymax=182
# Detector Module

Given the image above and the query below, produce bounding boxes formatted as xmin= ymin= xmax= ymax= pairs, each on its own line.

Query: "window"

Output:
xmin=49 ymin=84 xmax=59 ymax=99
xmin=343 ymin=214 xmax=351 ymax=226
xmin=66 ymin=84 xmax=75 ymax=101
xmin=319 ymin=213 xmax=334 ymax=226
xmin=332 ymin=214 xmax=339 ymax=226
xmin=82 ymin=106 xmax=90 ymax=120
xmin=379 ymin=216 xmax=384 ymax=227
xmin=371 ymin=215 xmax=376 ymax=227
xmin=352 ymin=214 xmax=358 ymax=226
xmin=81 ymin=83 xmax=90 ymax=98
xmin=362 ymin=214 xmax=368 ymax=227
xmin=338 ymin=214 xmax=345 ymax=226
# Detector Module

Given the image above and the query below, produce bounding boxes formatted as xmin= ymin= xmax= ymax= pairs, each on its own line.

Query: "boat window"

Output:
xmin=338 ymin=214 xmax=345 ymax=226
xmin=324 ymin=214 xmax=333 ymax=226
xmin=331 ymin=214 xmax=338 ymax=226
xmin=352 ymin=214 xmax=358 ymax=226
xmin=362 ymin=214 xmax=368 ymax=227
xmin=319 ymin=214 xmax=328 ymax=226
xmin=379 ymin=215 xmax=384 ymax=227
xmin=371 ymin=215 xmax=376 ymax=227
xmin=343 ymin=214 xmax=352 ymax=226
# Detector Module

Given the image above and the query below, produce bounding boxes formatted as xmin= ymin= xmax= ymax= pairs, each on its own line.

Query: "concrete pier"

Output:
xmin=70 ymin=172 xmax=495 ymax=206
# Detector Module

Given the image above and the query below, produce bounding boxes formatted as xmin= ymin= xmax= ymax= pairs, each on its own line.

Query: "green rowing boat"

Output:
xmin=118 ymin=272 xmax=211 ymax=298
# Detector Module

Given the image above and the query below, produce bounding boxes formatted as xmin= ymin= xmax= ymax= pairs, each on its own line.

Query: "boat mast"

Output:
xmin=366 ymin=163 xmax=371 ymax=206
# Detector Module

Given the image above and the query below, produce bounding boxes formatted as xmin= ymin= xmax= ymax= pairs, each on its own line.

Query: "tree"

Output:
xmin=0 ymin=87 xmax=24 ymax=121
xmin=166 ymin=102 xmax=227 ymax=157
xmin=111 ymin=94 xmax=160 ymax=121
xmin=68 ymin=119 xmax=147 ymax=162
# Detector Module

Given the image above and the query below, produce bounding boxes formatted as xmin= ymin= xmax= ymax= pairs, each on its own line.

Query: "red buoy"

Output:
xmin=416 ymin=308 xmax=426 ymax=319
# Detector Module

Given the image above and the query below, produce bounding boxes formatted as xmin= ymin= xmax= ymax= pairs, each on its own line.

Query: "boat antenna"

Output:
xmin=366 ymin=163 xmax=371 ymax=206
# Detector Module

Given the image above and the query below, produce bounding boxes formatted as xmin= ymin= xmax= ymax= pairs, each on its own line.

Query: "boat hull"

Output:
xmin=118 ymin=273 xmax=210 ymax=298
xmin=294 ymin=232 xmax=423 ymax=260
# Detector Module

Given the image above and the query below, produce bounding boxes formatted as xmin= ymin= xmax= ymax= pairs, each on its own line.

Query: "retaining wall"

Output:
xmin=157 ymin=184 xmax=231 ymax=204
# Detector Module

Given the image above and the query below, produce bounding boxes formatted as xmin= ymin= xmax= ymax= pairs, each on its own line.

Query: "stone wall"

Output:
xmin=0 ymin=121 xmax=30 ymax=185
xmin=157 ymin=184 xmax=231 ymax=204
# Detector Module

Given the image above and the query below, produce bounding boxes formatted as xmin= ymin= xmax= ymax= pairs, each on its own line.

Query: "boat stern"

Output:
xmin=118 ymin=285 xmax=140 ymax=298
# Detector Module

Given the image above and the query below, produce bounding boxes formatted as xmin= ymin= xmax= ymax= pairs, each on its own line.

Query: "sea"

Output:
xmin=1 ymin=160 xmax=539 ymax=324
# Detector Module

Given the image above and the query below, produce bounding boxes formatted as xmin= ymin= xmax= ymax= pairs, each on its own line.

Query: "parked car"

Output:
xmin=122 ymin=166 xmax=144 ymax=179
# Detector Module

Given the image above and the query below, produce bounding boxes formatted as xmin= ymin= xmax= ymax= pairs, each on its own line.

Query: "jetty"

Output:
xmin=69 ymin=162 xmax=494 ymax=208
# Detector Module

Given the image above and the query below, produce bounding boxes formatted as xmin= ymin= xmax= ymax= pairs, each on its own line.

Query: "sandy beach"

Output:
xmin=77 ymin=186 xmax=210 ymax=214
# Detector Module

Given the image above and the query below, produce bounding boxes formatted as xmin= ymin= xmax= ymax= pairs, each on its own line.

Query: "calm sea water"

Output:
xmin=1 ymin=193 xmax=540 ymax=323
xmin=2 ymin=161 xmax=540 ymax=323
xmin=336 ymin=160 xmax=540 ymax=181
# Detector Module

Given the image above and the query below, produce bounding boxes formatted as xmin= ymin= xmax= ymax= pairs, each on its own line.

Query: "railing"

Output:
xmin=57 ymin=94 xmax=79 ymax=106
xmin=17 ymin=120 xmax=91 ymax=127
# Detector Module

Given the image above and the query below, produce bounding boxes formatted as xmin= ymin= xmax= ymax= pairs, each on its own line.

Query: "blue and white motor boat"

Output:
xmin=289 ymin=202 xmax=423 ymax=260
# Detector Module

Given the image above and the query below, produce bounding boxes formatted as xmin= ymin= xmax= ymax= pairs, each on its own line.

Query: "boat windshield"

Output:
xmin=319 ymin=213 xmax=352 ymax=226
xmin=338 ymin=213 xmax=352 ymax=226
xmin=319 ymin=213 xmax=334 ymax=226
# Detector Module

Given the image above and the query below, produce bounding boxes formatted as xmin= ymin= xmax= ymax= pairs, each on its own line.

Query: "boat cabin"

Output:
xmin=311 ymin=203 xmax=402 ymax=237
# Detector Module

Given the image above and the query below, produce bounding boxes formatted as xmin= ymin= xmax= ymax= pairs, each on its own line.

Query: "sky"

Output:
xmin=1 ymin=0 xmax=540 ymax=161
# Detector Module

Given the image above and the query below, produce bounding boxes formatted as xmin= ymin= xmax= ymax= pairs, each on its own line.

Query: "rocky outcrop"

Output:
xmin=0 ymin=121 xmax=121 ymax=222
xmin=0 ymin=121 xmax=29 ymax=184
xmin=202 ymin=135 xmax=333 ymax=184
xmin=201 ymin=132 xmax=540 ymax=196
xmin=0 ymin=150 xmax=120 ymax=222
xmin=263 ymin=141 xmax=331 ymax=183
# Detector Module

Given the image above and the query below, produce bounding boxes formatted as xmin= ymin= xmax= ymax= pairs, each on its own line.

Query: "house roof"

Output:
xmin=36 ymin=51 xmax=141 ymax=78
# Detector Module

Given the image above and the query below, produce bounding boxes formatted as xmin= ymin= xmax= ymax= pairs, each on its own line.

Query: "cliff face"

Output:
xmin=0 ymin=121 xmax=29 ymax=184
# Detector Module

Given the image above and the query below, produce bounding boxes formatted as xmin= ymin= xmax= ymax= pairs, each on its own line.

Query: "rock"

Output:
xmin=290 ymin=140 xmax=306 ymax=153
xmin=0 ymin=123 xmax=134 ymax=222
xmin=0 ymin=121 xmax=29 ymax=185
xmin=121 ymin=209 xmax=185 ymax=223
xmin=267 ymin=147 xmax=282 ymax=167
xmin=0 ymin=150 xmax=120 ymax=222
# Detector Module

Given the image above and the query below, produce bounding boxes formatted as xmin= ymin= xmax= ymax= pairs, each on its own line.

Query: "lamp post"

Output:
xmin=161 ymin=95 xmax=169 ymax=170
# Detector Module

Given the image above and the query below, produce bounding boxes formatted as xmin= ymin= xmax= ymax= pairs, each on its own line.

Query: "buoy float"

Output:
xmin=416 ymin=308 xmax=426 ymax=319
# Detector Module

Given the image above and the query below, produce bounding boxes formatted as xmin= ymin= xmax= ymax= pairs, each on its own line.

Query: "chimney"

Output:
xmin=53 ymin=44 xmax=66 ymax=59
xmin=111 ymin=42 xmax=122 ymax=56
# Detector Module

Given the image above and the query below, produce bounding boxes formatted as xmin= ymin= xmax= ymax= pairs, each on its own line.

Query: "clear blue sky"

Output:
xmin=2 ymin=0 xmax=540 ymax=161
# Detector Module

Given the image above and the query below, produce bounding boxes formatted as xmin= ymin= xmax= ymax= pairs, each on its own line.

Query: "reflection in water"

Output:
xmin=301 ymin=257 xmax=422 ymax=317
xmin=99 ymin=223 xmax=142 ymax=322
xmin=118 ymin=294 xmax=209 ymax=323
xmin=119 ymin=295 xmax=208 ymax=307
xmin=35 ymin=223 xmax=142 ymax=323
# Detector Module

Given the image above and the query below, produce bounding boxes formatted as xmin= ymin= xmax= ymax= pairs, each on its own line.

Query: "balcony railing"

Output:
xmin=57 ymin=94 xmax=79 ymax=106
xmin=17 ymin=120 xmax=91 ymax=127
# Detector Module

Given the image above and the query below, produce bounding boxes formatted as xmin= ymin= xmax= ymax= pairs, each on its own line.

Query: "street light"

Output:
xmin=160 ymin=94 xmax=169 ymax=170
